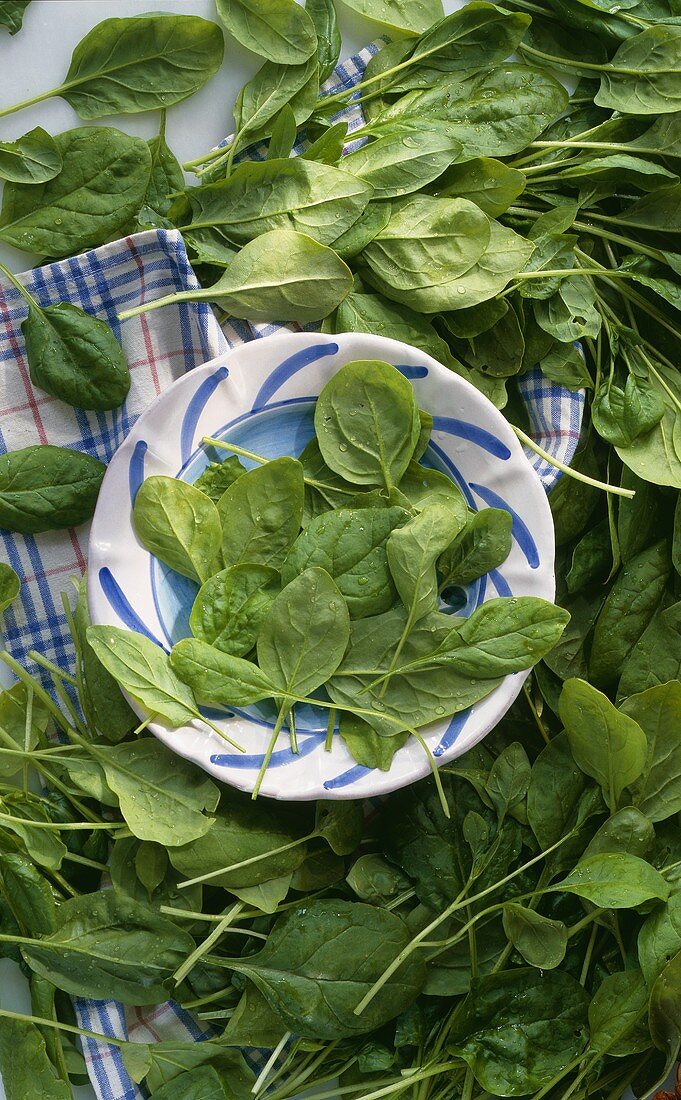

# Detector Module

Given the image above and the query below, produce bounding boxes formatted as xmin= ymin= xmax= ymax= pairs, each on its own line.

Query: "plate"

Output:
xmin=88 ymin=331 xmax=555 ymax=800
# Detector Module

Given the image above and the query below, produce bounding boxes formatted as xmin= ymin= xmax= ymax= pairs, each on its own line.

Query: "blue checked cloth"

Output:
xmin=0 ymin=43 xmax=584 ymax=1100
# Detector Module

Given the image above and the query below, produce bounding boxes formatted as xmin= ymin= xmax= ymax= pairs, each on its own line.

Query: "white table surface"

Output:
xmin=0 ymin=5 xmax=662 ymax=1100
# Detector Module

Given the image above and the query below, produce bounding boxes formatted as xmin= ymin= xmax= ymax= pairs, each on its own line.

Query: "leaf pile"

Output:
xmin=0 ymin=579 xmax=679 ymax=1099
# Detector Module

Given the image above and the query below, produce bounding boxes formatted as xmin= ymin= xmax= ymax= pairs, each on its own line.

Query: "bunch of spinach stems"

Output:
xmin=0 ymin=0 xmax=680 ymax=1098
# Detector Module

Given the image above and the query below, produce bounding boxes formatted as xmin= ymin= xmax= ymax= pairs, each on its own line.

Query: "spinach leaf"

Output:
xmin=638 ymin=892 xmax=681 ymax=985
xmin=621 ymin=681 xmax=681 ymax=822
xmin=502 ymin=904 xmax=568 ymax=969
xmin=95 ymin=739 xmax=220 ymax=847
xmin=593 ymin=374 xmax=665 ymax=448
xmin=588 ymin=970 xmax=651 ymax=1056
xmin=560 ymin=677 xmax=647 ymax=810
xmin=21 ymin=298 xmax=130 ymax=412
xmin=381 ymin=64 xmax=568 ymax=157
xmin=218 ymin=457 xmax=304 ymax=570
xmin=168 ymin=792 xmax=311 ymax=889
xmin=618 ymin=601 xmax=681 ymax=697
xmin=282 ymin=506 xmax=408 ymax=618
xmin=0 ymin=564 xmax=20 ymax=615
xmin=583 ymin=806 xmax=654 ymax=860
xmin=334 ymin=290 xmax=457 ymax=366
xmin=337 ymin=0 xmax=443 ymax=34
xmin=589 ymin=540 xmax=670 ymax=685
xmin=0 ymin=1 xmax=30 ymax=35
xmin=314 ymin=359 xmax=420 ymax=489
xmin=416 ymin=596 xmax=570 ymax=678
xmin=0 ymin=852 xmax=56 ymax=935
xmin=365 ymin=216 xmax=533 ymax=312
xmin=185 ymin=158 xmax=373 ymax=247
xmin=306 ymin=0 xmax=341 ymax=82
xmin=133 ymin=475 xmax=222 ymax=584
xmin=0 ymin=796 xmax=66 ymax=870
xmin=615 ymin=360 xmax=681 ymax=489
xmin=257 ymin=567 xmax=350 ymax=698
xmin=121 ymin=229 xmax=352 ymax=324
xmin=0 ymin=1018 xmax=70 ymax=1100
xmin=86 ymin=626 xmax=200 ymax=728
xmin=0 ymin=128 xmax=61 ymax=184
xmin=0 ymin=127 xmax=151 ymax=257
xmin=432 ymin=157 xmax=526 ymax=217
xmin=189 ymin=564 xmax=278 ymax=656
xmin=0 ymin=683 xmax=49 ymax=779
xmin=595 ymin=27 xmax=681 ymax=114
xmin=231 ymin=899 xmax=426 ymax=1038
xmin=649 ymin=951 xmax=681 ymax=1090
xmin=122 ymin=1040 xmax=253 ymax=1095
xmin=20 ymin=891 xmax=194 ymax=1004
xmin=71 ymin=576 xmax=137 ymax=743
xmin=557 ymin=852 xmax=670 ymax=906
xmin=387 ymin=500 xmax=468 ymax=626
xmin=224 ymin=984 xmax=288 ymax=1048
xmin=170 ymin=638 xmax=278 ymax=706
xmin=339 ymin=712 xmax=409 ymax=770
xmin=267 ymin=105 xmax=298 ymax=160
xmin=527 ymin=731 xmax=589 ymax=849
xmin=233 ymin=54 xmax=318 ymax=150
xmin=361 ymin=194 xmax=491 ymax=300
xmin=215 ymin=0 xmax=317 ymax=64
xmin=438 ymin=507 xmax=512 ymax=588
xmin=302 ymin=120 xmax=348 ymax=165
xmin=194 ymin=457 xmax=245 ymax=503
xmin=139 ymin=112 xmax=184 ymax=225
xmin=149 ymin=1067 xmax=227 ymax=1100
xmin=447 ymin=969 xmax=588 ymax=1096
xmin=16 ymin=14 xmax=225 ymax=119
xmin=341 ymin=121 xmax=462 ymax=199
xmin=328 ymin=610 xmax=501 ymax=737
xmin=0 ymin=445 xmax=105 ymax=534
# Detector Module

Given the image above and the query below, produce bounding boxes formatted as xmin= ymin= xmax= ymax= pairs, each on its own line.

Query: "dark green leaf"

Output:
xmin=0 ymin=445 xmax=105 ymax=534
xmin=447 ymin=969 xmax=588 ymax=1096
xmin=21 ymin=891 xmax=194 ymax=1004
xmin=0 ymin=127 xmax=151 ymax=257
xmin=232 ymin=899 xmax=426 ymax=1039
xmin=23 ymin=301 xmax=130 ymax=412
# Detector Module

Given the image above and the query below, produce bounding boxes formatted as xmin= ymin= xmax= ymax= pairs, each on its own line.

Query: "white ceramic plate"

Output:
xmin=88 ymin=331 xmax=556 ymax=800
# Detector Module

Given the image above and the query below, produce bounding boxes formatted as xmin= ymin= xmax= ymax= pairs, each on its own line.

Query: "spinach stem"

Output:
xmin=413 ymin=729 xmax=450 ymax=819
xmin=173 ymin=900 xmax=243 ymax=984
xmin=0 ymin=1007 xmax=127 ymax=1048
xmin=511 ymin=426 xmax=635 ymax=498
xmin=325 ymin=706 xmax=337 ymax=752
xmin=0 ymin=260 xmax=42 ymax=313
xmin=0 ymin=811 xmax=123 ymax=830
xmin=252 ymin=701 xmax=289 ymax=798
xmin=26 ymin=650 xmax=78 ymax=688
xmin=522 ymin=681 xmax=550 ymax=745
xmin=252 ymin=1031 xmax=292 ymax=1096
xmin=0 ymin=88 xmax=57 ymax=120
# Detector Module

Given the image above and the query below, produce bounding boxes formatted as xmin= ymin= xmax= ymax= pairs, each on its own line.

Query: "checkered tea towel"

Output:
xmin=0 ymin=42 xmax=584 ymax=1100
